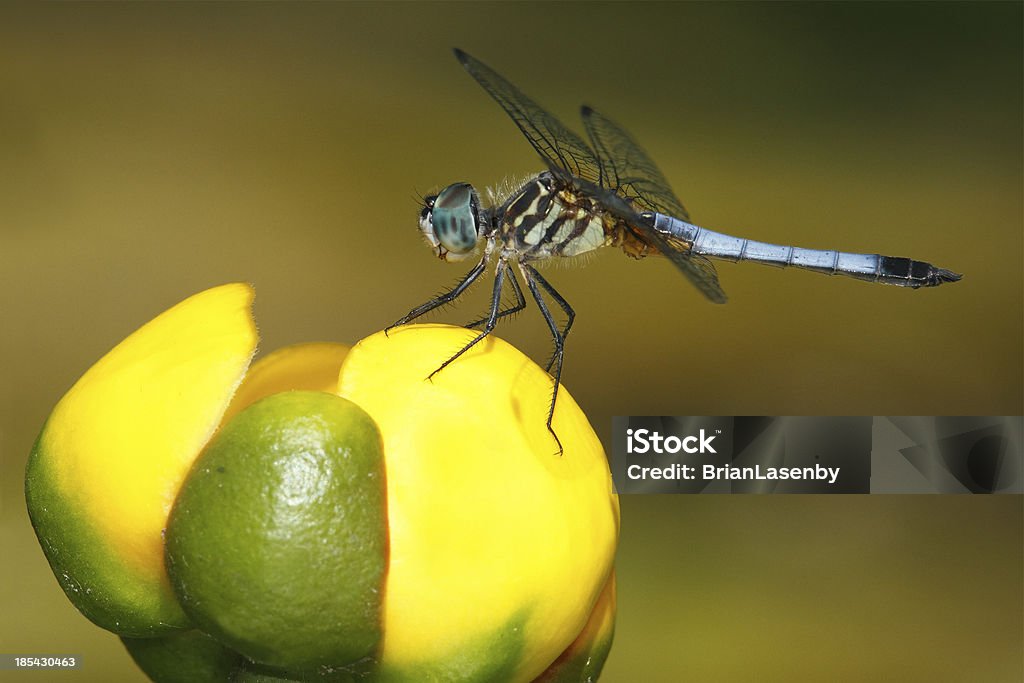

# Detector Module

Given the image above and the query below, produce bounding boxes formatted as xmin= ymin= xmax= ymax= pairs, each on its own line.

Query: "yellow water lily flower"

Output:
xmin=25 ymin=283 xmax=619 ymax=681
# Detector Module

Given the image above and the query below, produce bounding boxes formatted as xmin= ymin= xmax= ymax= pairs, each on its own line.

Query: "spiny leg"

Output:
xmin=465 ymin=266 xmax=526 ymax=329
xmin=527 ymin=265 xmax=575 ymax=373
xmin=520 ymin=263 xmax=574 ymax=456
xmin=427 ymin=258 xmax=511 ymax=381
xmin=386 ymin=255 xmax=487 ymax=334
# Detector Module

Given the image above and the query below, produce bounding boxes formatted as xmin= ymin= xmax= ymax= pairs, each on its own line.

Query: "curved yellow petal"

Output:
xmin=337 ymin=324 xmax=619 ymax=682
xmin=224 ymin=342 xmax=350 ymax=421
xmin=533 ymin=571 xmax=616 ymax=682
xmin=26 ymin=283 xmax=258 ymax=635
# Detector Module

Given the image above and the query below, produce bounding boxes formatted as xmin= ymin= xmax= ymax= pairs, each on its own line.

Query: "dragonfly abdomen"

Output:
xmin=651 ymin=213 xmax=961 ymax=289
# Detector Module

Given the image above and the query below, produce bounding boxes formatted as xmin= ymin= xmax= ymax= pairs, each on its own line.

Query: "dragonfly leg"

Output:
xmin=427 ymin=258 xmax=511 ymax=381
xmin=465 ymin=266 xmax=526 ymax=329
xmin=524 ymin=266 xmax=575 ymax=373
xmin=520 ymin=263 xmax=573 ymax=457
xmin=386 ymin=255 xmax=488 ymax=335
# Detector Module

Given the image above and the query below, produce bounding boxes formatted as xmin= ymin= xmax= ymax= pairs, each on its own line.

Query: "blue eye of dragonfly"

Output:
xmin=423 ymin=183 xmax=480 ymax=259
xmin=392 ymin=48 xmax=961 ymax=456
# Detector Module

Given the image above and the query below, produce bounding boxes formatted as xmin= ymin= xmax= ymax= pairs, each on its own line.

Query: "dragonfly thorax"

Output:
xmin=498 ymin=173 xmax=615 ymax=261
xmin=419 ymin=182 xmax=485 ymax=262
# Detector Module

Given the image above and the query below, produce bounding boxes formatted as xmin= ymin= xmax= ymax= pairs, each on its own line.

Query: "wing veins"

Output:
xmin=454 ymin=49 xmax=603 ymax=184
xmin=581 ymin=105 xmax=727 ymax=303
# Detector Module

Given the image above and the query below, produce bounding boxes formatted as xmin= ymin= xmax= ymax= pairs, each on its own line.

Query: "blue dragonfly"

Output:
xmin=391 ymin=49 xmax=961 ymax=454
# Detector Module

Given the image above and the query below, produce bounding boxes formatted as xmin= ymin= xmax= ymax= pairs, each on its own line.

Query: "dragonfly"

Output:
xmin=390 ymin=48 xmax=961 ymax=454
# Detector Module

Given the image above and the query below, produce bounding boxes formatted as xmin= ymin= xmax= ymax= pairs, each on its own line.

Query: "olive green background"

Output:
xmin=1 ymin=3 xmax=1020 ymax=682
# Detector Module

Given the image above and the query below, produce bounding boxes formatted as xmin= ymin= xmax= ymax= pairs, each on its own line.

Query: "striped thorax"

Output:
xmin=497 ymin=173 xmax=616 ymax=261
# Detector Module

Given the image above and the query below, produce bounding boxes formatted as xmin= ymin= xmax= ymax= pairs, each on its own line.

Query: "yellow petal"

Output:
xmin=533 ymin=571 xmax=617 ymax=682
xmin=223 ymin=342 xmax=350 ymax=421
xmin=337 ymin=324 xmax=619 ymax=681
xmin=26 ymin=283 xmax=258 ymax=635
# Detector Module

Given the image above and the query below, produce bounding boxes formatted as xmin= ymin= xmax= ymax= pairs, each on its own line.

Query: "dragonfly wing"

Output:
xmin=660 ymin=249 xmax=728 ymax=303
xmin=582 ymin=106 xmax=726 ymax=303
xmin=454 ymin=49 xmax=605 ymax=185
xmin=581 ymin=105 xmax=690 ymax=220
xmin=634 ymin=224 xmax=728 ymax=303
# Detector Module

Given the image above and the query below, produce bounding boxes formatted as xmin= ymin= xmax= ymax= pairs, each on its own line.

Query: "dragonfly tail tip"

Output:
xmin=934 ymin=268 xmax=963 ymax=285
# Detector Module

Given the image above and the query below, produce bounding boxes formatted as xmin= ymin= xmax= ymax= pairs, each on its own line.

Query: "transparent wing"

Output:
xmin=454 ymin=49 xmax=605 ymax=185
xmin=581 ymin=105 xmax=690 ymax=220
xmin=622 ymin=222 xmax=727 ymax=303
xmin=656 ymin=247 xmax=728 ymax=303
xmin=582 ymin=106 xmax=726 ymax=303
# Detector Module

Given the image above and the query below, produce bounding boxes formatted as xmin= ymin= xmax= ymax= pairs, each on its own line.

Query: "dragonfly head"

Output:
xmin=419 ymin=183 xmax=482 ymax=262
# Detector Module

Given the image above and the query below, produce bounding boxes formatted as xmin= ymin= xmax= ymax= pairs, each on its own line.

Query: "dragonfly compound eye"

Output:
xmin=430 ymin=183 xmax=480 ymax=256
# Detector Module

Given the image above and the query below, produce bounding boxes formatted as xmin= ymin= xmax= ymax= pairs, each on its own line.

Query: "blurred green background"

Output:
xmin=1 ymin=3 xmax=1020 ymax=682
